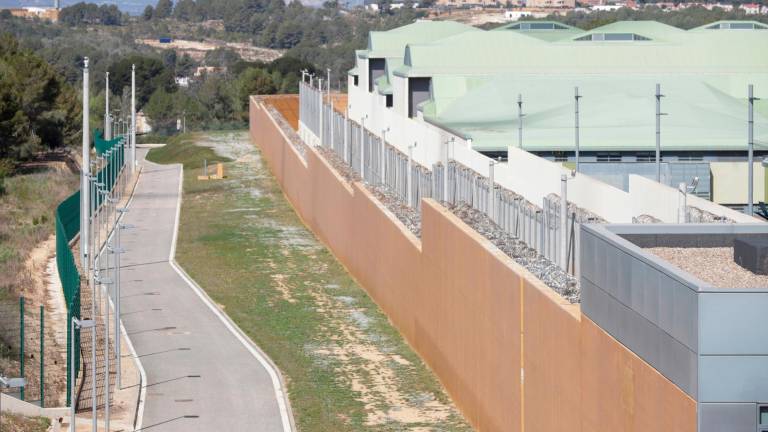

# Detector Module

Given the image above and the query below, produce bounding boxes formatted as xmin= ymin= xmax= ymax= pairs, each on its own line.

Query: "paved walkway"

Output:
xmin=113 ymin=151 xmax=291 ymax=431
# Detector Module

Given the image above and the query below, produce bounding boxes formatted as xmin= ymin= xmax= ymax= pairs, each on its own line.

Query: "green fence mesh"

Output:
xmin=55 ymin=191 xmax=80 ymax=407
xmin=56 ymin=129 xmax=125 ymax=407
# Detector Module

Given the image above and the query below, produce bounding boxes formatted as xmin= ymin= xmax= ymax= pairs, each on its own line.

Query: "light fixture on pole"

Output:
xmin=81 ymin=58 xmax=90 ymax=274
xmin=517 ymin=93 xmax=524 ymax=149
xmin=748 ymin=84 xmax=759 ymax=216
xmin=131 ymin=64 xmax=136 ymax=172
xmin=655 ymin=83 xmax=667 ymax=183
xmin=105 ymin=72 xmax=111 ymax=140
xmin=69 ymin=318 xmax=94 ymax=432
xmin=574 ymin=87 xmax=582 ymax=173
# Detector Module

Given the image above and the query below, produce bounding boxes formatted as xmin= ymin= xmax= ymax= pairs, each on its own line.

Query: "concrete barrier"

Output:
xmin=250 ymin=96 xmax=697 ymax=432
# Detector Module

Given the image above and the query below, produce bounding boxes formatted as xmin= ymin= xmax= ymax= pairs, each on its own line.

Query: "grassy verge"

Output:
xmin=147 ymin=131 xmax=471 ymax=431
xmin=0 ymin=412 xmax=50 ymax=432
xmin=0 ymin=158 xmax=78 ymax=403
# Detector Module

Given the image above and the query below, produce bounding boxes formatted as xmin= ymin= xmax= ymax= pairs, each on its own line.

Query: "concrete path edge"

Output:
xmin=167 ymin=166 xmax=296 ymax=432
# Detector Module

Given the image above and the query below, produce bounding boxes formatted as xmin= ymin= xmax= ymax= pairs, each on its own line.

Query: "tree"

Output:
xmin=0 ymin=34 xmax=80 ymax=160
xmin=177 ymin=54 xmax=195 ymax=76
xmin=108 ymin=55 xmax=175 ymax=109
xmin=155 ymin=0 xmax=174 ymax=19
xmin=142 ymin=5 xmax=154 ymax=20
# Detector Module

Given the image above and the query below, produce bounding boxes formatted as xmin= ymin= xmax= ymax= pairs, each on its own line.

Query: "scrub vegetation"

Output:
xmin=147 ymin=132 xmax=471 ymax=431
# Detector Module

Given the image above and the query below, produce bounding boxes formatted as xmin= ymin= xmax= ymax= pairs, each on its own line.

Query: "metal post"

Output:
xmin=748 ymin=84 xmax=757 ymax=215
xmin=105 ymin=72 xmax=111 ymax=140
xmin=131 ymin=64 xmax=136 ymax=171
xmin=91 ymin=294 xmax=97 ymax=432
xmin=318 ymin=78 xmax=323 ymax=146
xmin=104 ymin=273 xmax=110 ymax=432
xmin=19 ymin=297 xmax=24 ymax=401
xmin=517 ymin=93 xmax=523 ymax=149
xmin=115 ymin=226 xmax=122 ymax=388
xmin=328 ymin=69 xmax=334 ymax=149
xmin=574 ymin=87 xmax=581 ymax=173
xmin=360 ymin=115 xmax=367 ymax=179
xmin=69 ymin=318 xmax=75 ymax=428
xmin=81 ymin=58 xmax=90 ymax=273
xmin=344 ymin=106 xmax=349 ymax=163
xmin=444 ymin=138 xmax=452 ymax=203
xmin=39 ymin=305 xmax=44 ymax=407
xmin=380 ymin=128 xmax=388 ymax=185
xmin=678 ymin=182 xmax=687 ymax=223
xmin=407 ymin=142 xmax=417 ymax=208
xmin=488 ymin=160 xmax=495 ymax=222
xmin=655 ymin=83 xmax=664 ymax=183
xmin=560 ymin=174 xmax=568 ymax=269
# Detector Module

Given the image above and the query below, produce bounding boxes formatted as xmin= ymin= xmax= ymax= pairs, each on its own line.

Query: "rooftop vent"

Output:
xmin=706 ymin=22 xmax=768 ymax=30
xmin=508 ymin=22 xmax=570 ymax=31
xmin=575 ymin=33 xmax=651 ymax=41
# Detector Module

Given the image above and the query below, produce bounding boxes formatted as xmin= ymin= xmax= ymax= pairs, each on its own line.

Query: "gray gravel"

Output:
xmin=316 ymin=146 xmax=422 ymax=236
xmin=687 ymin=206 xmax=734 ymax=223
xmin=448 ymin=203 xmax=580 ymax=303
xmin=647 ymin=246 xmax=768 ymax=288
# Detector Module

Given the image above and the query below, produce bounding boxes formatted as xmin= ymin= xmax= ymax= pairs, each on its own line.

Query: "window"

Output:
xmin=385 ymin=94 xmax=393 ymax=108
xmin=353 ymin=75 xmax=359 ymax=86
xmin=596 ymin=152 xmax=622 ymax=162
xmin=759 ymin=405 xmax=768 ymax=426
xmin=677 ymin=154 xmax=703 ymax=162
xmin=553 ymin=152 xmax=568 ymax=162
xmin=368 ymin=58 xmax=386 ymax=93
xmin=575 ymin=33 xmax=651 ymax=41
xmin=635 ymin=152 xmax=656 ymax=162
xmin=408 ymin=77 xmax=431 ymax=118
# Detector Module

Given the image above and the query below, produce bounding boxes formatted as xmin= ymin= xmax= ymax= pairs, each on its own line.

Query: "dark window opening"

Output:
xmin=385 ymin=94 xmax=393 ymax=108
xmin=553 ymin=152 xmax=568 ymax=162
xmin=408 ymin=77 xmax=431 ymax=118
xmin=759 ymin=405 xmax=768 ymax=426
xmin=597 ymin=152 xmax=622 ymax=162
xmin=368 ymin=58 xmax=386 ymax=93
xmin=353 ymin=75 xmax=359 ymax=86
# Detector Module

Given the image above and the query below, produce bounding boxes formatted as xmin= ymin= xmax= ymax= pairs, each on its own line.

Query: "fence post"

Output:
xmin=318 ymin=78 xmax=323 ymax=147
xmin=360 ymin=116 xmax=367 ymax=179
xmin=380 ymin=129 xmax=388 ymax=185
xmin=560 ymin=174 xmax=568 ymax=270
xmin=39 ymin=304 xmax=44 ymax=407
xmin=407 ymin=143 xmax=417 ymax=208
xmin=344 ymin=106 xmax=349 ymax=163
xmin=19 ymin=296 xmax=24 ymax=401
xmin=488 ymin=160 xmax=495 ymax=222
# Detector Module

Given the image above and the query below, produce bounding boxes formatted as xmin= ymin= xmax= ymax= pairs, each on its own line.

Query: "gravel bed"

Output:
xmin=448 ymin=203 xmax=580 ymax=303
xmin=316 ymin=146 xmax=422 ymax=236
xmin=633 ymin=214 xmax=663 ymax=224
xmin=647 ymin=246 xmax=768 ymax=288
xmin=546 ymin=193 xmax=606 ymax=223
xmin=687 ymin=206 xmax=734 ymax=223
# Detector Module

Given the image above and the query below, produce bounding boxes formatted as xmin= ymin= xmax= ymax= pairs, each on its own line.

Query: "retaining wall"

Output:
xmin=250 ymin=96 xmax=697 ymax=432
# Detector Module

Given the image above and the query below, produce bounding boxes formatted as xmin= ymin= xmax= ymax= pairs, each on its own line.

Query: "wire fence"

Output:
xmin=298 ymin=80 xmax=592 ymax=275
xmin=0 ymin=299 xmax=68 ymax=407
xmin=53 ymin=128 xmax=127 ymax=407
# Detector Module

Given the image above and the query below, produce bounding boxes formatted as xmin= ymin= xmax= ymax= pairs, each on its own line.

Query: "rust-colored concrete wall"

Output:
xmin=249 ymin=97 xmax=697 ymax=432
